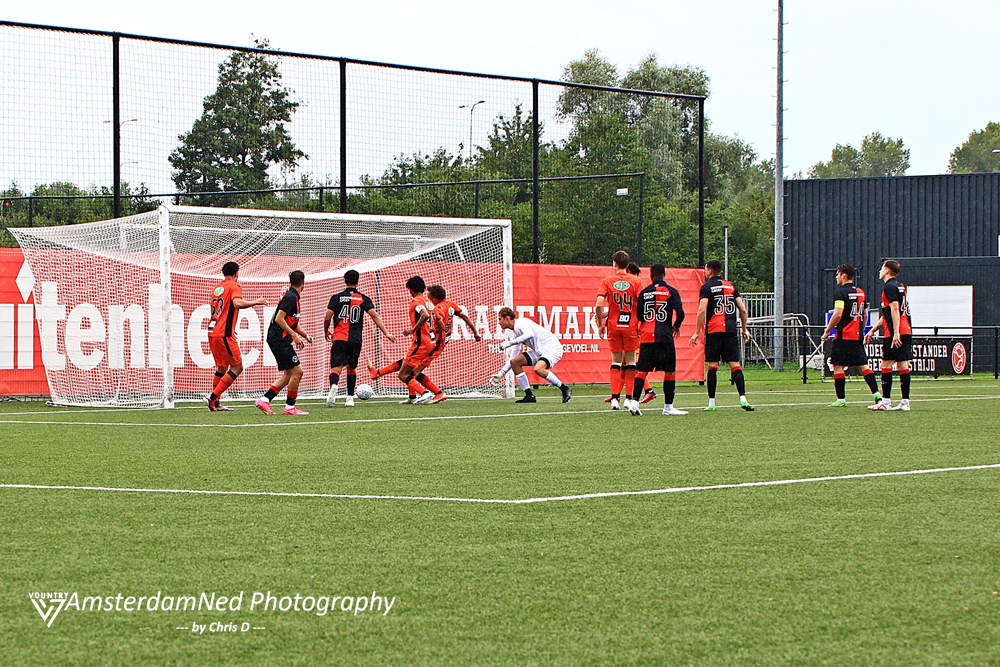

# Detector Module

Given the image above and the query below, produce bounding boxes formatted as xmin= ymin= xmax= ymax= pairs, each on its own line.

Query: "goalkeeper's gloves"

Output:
xmin=489 ymin=372 xmax=505 ymax=386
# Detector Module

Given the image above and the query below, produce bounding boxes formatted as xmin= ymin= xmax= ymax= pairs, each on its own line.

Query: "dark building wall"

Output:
xmin=783 ymin=173 xmax=1000 ymax=327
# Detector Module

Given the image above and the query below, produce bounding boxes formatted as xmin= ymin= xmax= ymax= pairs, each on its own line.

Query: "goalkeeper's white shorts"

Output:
xmin=522 ymin=342 xmax=563 ymax=368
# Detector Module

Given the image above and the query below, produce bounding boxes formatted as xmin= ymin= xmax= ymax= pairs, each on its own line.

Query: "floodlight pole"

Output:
xmin=459 ymin=100 xmax=485 ymax=161
xmin=774 ymin=0 xmax=786 ymax=371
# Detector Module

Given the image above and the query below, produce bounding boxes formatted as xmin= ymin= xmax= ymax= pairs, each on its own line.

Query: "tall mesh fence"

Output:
xmin=1 ymin=21 xmax=704 ymax=266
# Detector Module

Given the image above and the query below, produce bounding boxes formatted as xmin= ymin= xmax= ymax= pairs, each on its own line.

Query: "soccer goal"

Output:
xmin=10 ymin=204 xmax=512 ymax=407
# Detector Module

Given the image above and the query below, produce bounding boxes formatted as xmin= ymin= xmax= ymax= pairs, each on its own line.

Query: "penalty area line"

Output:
xmin=2 ymin=463 xmax=999 ymax=505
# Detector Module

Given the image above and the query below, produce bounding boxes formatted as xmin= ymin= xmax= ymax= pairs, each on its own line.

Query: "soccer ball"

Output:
xmin=355 ymin=384 xmax=374 ymax=400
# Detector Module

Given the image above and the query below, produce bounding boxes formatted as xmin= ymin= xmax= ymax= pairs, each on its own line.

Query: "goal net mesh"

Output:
xmin=10 ymin=205 xmax=511 ymax=407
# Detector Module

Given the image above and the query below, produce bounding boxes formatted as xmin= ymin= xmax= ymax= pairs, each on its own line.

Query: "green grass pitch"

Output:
xmin=2 ymin=378 xmax=1000 ymax=666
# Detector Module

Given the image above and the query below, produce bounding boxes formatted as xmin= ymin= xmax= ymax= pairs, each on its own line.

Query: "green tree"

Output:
xmin=169 ymin=39 xmax=304 ymax=206
xmin=809 ymin=132 xmax=910 ymax=178
xmin=948 ymin=122 xmax=1000 ymax=173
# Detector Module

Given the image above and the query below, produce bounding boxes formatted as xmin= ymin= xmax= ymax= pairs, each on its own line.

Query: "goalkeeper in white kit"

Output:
xmin=490 ymin=307 xmax=572 ymax=404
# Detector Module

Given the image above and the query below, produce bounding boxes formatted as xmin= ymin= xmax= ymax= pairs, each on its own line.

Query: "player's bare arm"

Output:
xmin=689 ymin=298 xmax=709 ymax=346
xmin=823 ymin=307 xmax=844 ymax=339
xmin=889 ymin=301 xmax=902 ymax=348
xmin=594 ymin=294 xmax=607 ymax=338
xmin=323 ymin=309 xmax=335 ymax=342
xmin=404 ymin=310 xmax=429 ymax=337
xmin=864 ymin=316 xmax=883 ymax=344
xmin=275 ymin=310 xmax=305 ymax=348
xmin=735 ymin=296 xmax=751 ymax=341
xmin=294 ymin=323 xmax=313 ymax=345
xmin=366 ymin=309 xmax=396 ymax=342
xmin=233 ymin=296 xmax=267 ymax=309
xmin=457 ymin=311 xmax=483 ymax=342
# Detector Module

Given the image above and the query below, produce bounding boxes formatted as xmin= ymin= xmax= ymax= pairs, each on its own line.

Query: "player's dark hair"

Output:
xmin=344 ymin=269 xmax=360 ymax=286
xmin=626 ymin=262 xmax=640 ymax=276
xmin=498 ymin=306 xmax=516 ymax=320
xmin=289 ymin=270 xmax=305 ymax=286
xmin=222 ymin=261 xmax=239 ymax=277
xmin=427 ymin=285 xmax=446 ymax=300
xmin=883 ymin=259 xmax=901 ymax=276
xmin=406 ymin=275 xmax=425 ymax=293
xmin=706 ymin=259 xmax=723 ymax=275
xmin=837 ymin=263 xmax=855 ymax=280
xmin=650 ymin=263 xmax=665 ymax=279
xmin=612 ymin=250 xmax=630 ymax=269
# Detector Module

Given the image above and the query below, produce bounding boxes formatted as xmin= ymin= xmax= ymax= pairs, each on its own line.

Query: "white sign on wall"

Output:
xmin=907 ymin=285 xmax=973 ymax=336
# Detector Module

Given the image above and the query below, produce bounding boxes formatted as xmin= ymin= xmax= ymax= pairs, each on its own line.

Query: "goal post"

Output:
xmin=9 ymin=204 xmax=513 ymax=407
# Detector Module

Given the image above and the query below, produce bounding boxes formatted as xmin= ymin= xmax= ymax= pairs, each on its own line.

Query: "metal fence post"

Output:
xmin=339 ymin=58 xmax=348 ymax=214
xmin=801 ymin=324 xmax=807 ymax=384
xmin=698 ymin=98 xmax=705 ymax=267
xmin=28 ymin=197 xmax=33 ymax=227
xmin=994 ymin=326 xmax=998 ymax=380
xmin=474 ymin=181 xmax=481 ymax=218
xmin=318 ymin=186 xmax=324 ymax=212
xmin=112 ymin=34 xmax=121 ymax=219
xmin=532 ymin=79 xmax=540 ymax=263
xmin=637 ymin=172 xmax=645 ymax=265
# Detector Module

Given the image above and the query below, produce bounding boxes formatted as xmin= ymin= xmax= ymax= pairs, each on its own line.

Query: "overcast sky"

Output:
xmin=5 ymin=0 xmax=998 ymax=177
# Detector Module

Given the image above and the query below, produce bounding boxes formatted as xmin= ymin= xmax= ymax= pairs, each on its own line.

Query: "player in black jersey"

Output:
xmin=819 ymin=264 xmax=882 ymax=407
xmin=323 ymin=270 xmax=395 ymax=407
xmin=689 ymin=260 xmax=753 ymax=411
xmin=632 ymin=264 xmax=687 ymax=416
xmin=864 ymin=259 xmax=914 ymax=411
xmin=256 ymin=271 xmax=313 ymax=416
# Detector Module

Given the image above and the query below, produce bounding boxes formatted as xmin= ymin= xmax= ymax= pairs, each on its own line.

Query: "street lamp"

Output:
xmin=459 ymin=100 xmax=485 ymax=161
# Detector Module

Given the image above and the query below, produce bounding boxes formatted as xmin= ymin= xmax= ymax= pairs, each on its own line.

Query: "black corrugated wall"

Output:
xmin=783 ymin=173 xmax=1000 ymax=327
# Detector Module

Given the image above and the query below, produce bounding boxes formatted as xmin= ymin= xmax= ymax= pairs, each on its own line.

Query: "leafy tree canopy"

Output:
xmin=169 ymin=38 xmax=304 ymax=203
xmin=948 ymin=122 xmax=1000 ymax=174
xmin=809 ymin=132 xmax=910 ymax=178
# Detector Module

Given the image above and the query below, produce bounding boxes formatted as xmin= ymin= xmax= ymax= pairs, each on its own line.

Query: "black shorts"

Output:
xmin=329 ymin=340 xmax=362 ymax=369
xmin=268 ymin=338 xmax=300 ymax=371
xmin=881 ymin=334 xmax=913 ymax=362
xmin=636 ymin=342 xmax=676 ymax=373
xmin=830 ymin=340 xmax=868 ymax=368
xmin=704 ymin=332 xmax=741 ymax=364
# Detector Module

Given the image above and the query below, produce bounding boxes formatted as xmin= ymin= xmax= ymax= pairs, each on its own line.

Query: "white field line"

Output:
xmin=2 ymin=463 xmax=999 ymax=505
xmin=1 ymin=394 xmax=999 ymax=428
xmin=4 ymin=381 xmax=997 ymax=415
xmin=2 ymin=383 xmax=997 ymax=416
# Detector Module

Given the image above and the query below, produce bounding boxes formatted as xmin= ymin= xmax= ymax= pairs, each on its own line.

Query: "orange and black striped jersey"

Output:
xmin=832 ymin=282 xmax=866 ymax=341
xmin=700 ymin=277 xmax=741 ymax=335
xmin=208 ymin=278 xmax=243 ymax=339
xmin=880 ymin=278 xmax=912 ymax=337
xmin=408 ymin=294 xmax=436 ymax=346
xmin=597 ymin=273 xmax=642 ymax=331
xmin=432 ymin=299 xmax=462 ymax=342
xmin=326 ymin=288 xmax=375 ymax=343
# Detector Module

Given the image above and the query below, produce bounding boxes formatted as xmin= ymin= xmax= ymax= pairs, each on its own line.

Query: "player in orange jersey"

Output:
xmin=205 ymin=261 xmax=268 ymax=411
xmin=595 ymin=250 xmax=643 ymax=414
xmin=417 ymin=284 xmax=483 ymax=403
xmin=366 ymin=276 xmax=441 ymax=404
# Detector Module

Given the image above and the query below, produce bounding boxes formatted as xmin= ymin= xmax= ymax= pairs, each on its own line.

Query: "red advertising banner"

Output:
xmin=0 ymin=247 xmax=47 ymax=395
xmin=0 ymin=247 xmax=706 ymax=397
xmin=512 ymin=264 xmax=705 ymax=385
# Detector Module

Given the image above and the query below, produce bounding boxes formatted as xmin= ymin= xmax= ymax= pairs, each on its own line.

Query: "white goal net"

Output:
xmin=10 ymin=204 xmax=512 ymax=407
